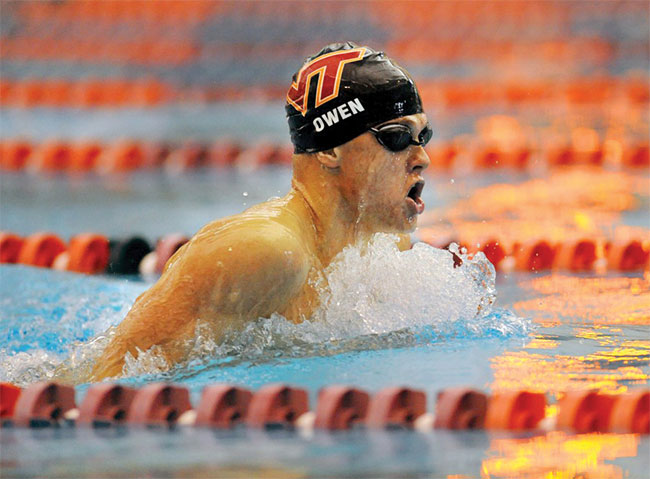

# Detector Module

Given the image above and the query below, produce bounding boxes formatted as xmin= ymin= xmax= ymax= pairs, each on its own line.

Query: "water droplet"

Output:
xmin=242 ymin=192 xmax=249 ymax=197
xmin=450 ymin=178 xmax=455 ymax=184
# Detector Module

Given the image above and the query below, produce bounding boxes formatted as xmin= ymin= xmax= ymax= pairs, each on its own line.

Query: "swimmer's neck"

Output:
xmin=289 ymin=178 xmax=383 ymax=267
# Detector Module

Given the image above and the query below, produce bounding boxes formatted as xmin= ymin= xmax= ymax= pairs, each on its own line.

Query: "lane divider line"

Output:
xmin=2 ymin=381 xmax=647 ymax=435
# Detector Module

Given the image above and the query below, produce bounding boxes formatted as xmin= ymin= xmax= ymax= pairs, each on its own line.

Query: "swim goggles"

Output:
xmin=369 ymin=123 xmax=433 ymax=152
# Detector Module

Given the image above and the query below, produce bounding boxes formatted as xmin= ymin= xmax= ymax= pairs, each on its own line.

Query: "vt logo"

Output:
xmin=287 ymin=47 xmax=366 ymax=116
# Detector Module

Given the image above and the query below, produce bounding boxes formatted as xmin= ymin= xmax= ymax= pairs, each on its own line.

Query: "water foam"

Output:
xmin=0 ymin=235 xmax=530 ymax=384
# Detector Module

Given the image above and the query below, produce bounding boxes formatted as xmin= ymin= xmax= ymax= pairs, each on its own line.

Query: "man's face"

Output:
xmin=335 ymin=113 xmax=431 ymax=234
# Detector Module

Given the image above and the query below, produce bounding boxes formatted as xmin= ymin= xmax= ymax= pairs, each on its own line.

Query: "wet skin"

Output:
xmin=90 ymin=113 xmax=430 ymax=381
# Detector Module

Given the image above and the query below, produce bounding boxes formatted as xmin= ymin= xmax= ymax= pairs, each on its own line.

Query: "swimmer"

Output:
xmin=90 ymin=42 xmax=431 ymax=381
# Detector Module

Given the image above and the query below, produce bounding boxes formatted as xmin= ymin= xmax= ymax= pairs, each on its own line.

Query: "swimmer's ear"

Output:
xmin=314 ymin=148 xmax=341 ymax=170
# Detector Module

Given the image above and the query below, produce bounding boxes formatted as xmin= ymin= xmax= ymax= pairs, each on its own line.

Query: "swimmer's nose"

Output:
xmin=408 ymin=146 xmax=430 ymax=173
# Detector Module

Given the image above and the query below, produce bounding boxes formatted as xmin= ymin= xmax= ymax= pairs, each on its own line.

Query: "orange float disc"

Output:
xmin=32 ymin=141 xmax=73 ymax=171
xmin=70 ymin=142 xmax=103 ymax=172
xmin=555 ymin=239 xmax=597 ymax=272
xmin=623 ymin=143 xmax=649 ymax=168
xmin=556 ymin=391 xmax=614 ymax=433
xmin=514 ymin=240 xmax=556 ymax=272
xmin=607 ymin=240 xmax=649 ymax=271
xmin=485 ymin=391 xmax=546 ymax=430
xmin=609 ymin=389 xmax=649 ymax=434
xmin=0 ymin=141 xmax=33 ymax=171
xmin=17 ymin=233 xmax=67 ymax=268
xmin=67 ymin=233 xmax=110 ymax=274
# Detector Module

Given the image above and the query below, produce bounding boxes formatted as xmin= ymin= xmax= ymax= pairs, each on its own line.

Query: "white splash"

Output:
xmin=1 ymin=235 xmax=529 ymax=384
xmin=311 ymin=234 xmax=497 ymax=338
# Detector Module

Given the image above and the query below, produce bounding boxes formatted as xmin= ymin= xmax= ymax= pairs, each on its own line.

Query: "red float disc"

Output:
xmin=366 ymin=387 xmax=426 ymax=429
xmin=78 ymin=384 xmax=136 ymax=426
xmin=127 ymin=383 xmax=192 ymax=427
xmin=246 ymin=384 xmax=309 ymax=429
xmin=195 ymin=384 xmax=252 ymax=428
xmin=434 ymin=387 xmax=487 ymax=430
xmin=0 ymin=383 xmax=22 ymax=419
xmin=0 ymin=232 xmax=24 ymax=263
xmin=13 ymin=382 xmax=76 ymax=427
xmin=314 ymin=385 xmax=369 ymax=430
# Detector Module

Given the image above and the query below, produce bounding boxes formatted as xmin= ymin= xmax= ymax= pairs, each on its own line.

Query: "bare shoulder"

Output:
xmin=181 ymin=212 xmax=311 ymax=274
xmin=161 ymin=209 xmax=312 ymax=317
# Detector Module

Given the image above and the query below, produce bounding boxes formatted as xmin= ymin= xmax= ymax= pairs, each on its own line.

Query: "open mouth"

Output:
xmin=406 ymin=181 xmax=425 ymax=215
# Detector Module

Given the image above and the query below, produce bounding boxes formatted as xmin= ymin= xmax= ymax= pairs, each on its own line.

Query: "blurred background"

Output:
xmin=1 ymin=5 xmax=649 ymax=478
xmin=1 ymin=0 xmax=648 ymax=166
xmin=0 ymin=0 xmax=648 ymax=242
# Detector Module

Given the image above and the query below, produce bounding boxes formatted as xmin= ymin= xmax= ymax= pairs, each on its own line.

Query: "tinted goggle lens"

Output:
xmin=371 ymin=124 xmax=433 ymax=152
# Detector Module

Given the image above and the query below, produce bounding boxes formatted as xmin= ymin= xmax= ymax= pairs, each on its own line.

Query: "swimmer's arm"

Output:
xmin=91 ymin=227 xmax=309 ymax=380
xmin=89 ymin=266 xmax=202 ymax=381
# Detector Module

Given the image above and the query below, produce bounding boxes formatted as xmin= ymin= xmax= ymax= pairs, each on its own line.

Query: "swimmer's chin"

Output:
xmin=404 ymin=206 xmax=424 ymax=232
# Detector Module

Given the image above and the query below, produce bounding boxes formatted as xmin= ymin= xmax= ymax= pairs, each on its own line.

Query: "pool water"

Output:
xmin=4 ymin=426 xmax=645 ymax=479
xmin=1 ymin=167 xmax=648 ymax=478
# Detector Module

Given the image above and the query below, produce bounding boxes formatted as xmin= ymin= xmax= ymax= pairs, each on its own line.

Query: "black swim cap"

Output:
xmin=286 ymin=42 xmax=424 ymax=154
